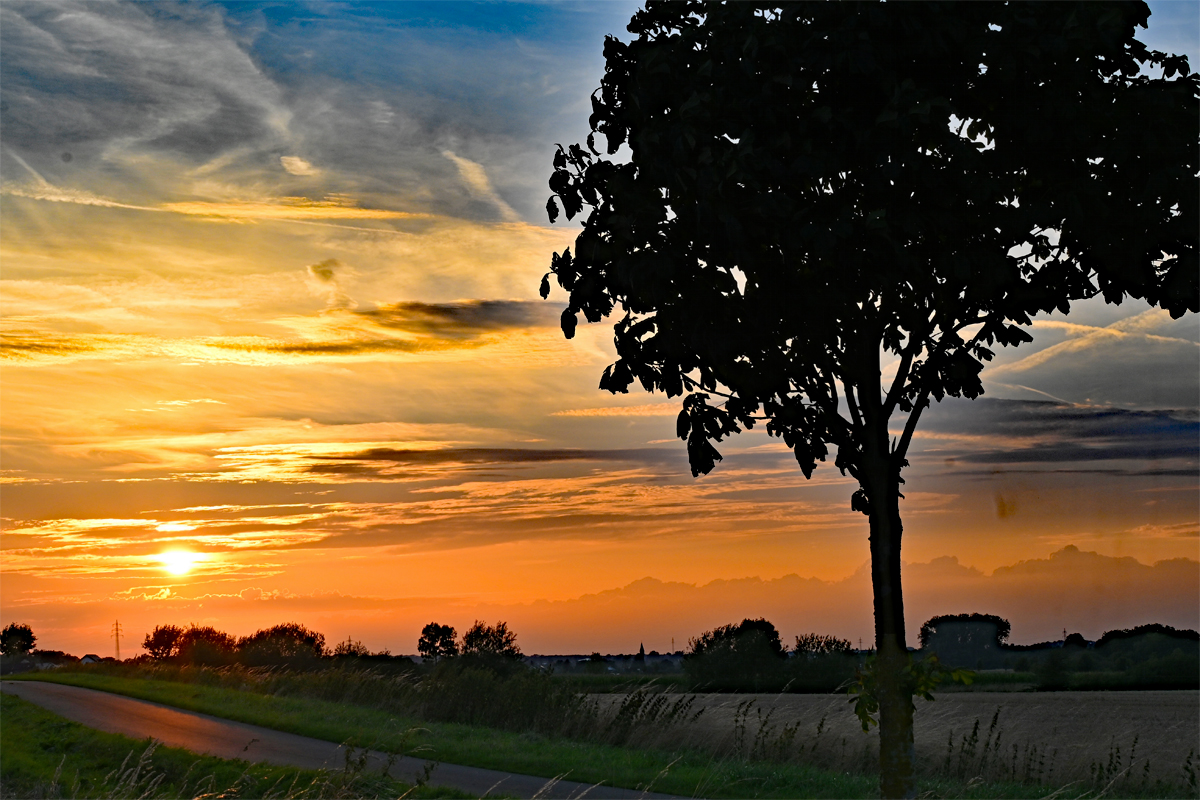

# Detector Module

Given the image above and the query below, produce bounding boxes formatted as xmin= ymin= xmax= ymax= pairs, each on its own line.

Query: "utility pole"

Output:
xmin=112 ymin=620 xmax=122 ymax=661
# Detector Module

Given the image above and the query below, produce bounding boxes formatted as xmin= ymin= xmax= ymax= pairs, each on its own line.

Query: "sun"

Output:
xmin=158 ymin=550 xmax=202 ymax=576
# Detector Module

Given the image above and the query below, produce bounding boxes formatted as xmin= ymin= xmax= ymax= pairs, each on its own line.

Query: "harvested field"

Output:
xmin=595 ymin=690 xmax=1199 ymax=789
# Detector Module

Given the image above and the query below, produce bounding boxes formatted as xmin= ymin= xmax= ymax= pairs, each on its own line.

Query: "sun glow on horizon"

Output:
xmin=158 ymin=550 xmax=203 ymax=576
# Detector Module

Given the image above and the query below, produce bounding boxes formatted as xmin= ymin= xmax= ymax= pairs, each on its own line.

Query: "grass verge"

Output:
xmin=9 ymin=672 xmax=872 ymax=798
xmin=0 ymin=692 xmax=470 ymax=799
xmin=10 ymin=671 xmax=1162 ymax=798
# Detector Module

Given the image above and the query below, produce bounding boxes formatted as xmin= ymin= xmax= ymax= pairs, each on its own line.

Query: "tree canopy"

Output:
xmin=175 ymin=625 xmax=237 ymax=666
xmin=545 ymin=1 xmax=1196 ymax=485
xmin=919 ymin=613 xmax=1012 ymax=649
xmin=237 ymin=622 xmax=327 ymax=666
xmin=461 ymin=620 xmax=522 ymax=659
xmin=794 ymin=632 xmax=854 ymax=658
xmin=684 ymin=618 xmax=790 ymax=690
xmin=1 ymin=623 xmax=36 ymax=657
xmin=418 ymin=622 xmax=460 ymax=662
xmin=142 ymin=624 xmax=183 ymax=661
xmin=687 ymin=618 xmax=787 ymax=660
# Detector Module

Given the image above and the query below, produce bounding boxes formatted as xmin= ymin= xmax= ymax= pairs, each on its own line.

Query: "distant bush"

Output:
xmin=785 ymin=652 xmax=858 ymax=692
xmin=1 ymin=623 xmax=36 ymax=657
xmin=1036 ymin=649 xmax=1071 ymax=691
xmin=331 ymin=637 xmax=370 ymax=658
xmin=793 ymin=633 xmax=853 ymax=657
xmin=461 ymin=620 xmax=521 ymax=658
xmin=30 ymin=649 xmax=78 ymax=664
xmin=419 ymin=658 xmax=590 ymax=735
xmin=176 ymin=625 xmax=237 ymax=666
xmin=143 ymin=625 xmax=183 ymax=661
xmin=920 ymin=613 xmax=1011 ymax=669
xmin=237 ymin=622 xmax=326 ymax=667
xmin=456 ymin=620 xmax=524 ymax=675
xmin=685 ymin=618 xmax=788 ymax=692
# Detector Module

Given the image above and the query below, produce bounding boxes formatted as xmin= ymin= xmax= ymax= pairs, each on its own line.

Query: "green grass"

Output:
xmin=11 ymin=670 xmax=1165 ymax=799
xmin=10 ymin=671 xmax=873 ymax=798
xmin=0 ymin=693 xmax=471 ymax=799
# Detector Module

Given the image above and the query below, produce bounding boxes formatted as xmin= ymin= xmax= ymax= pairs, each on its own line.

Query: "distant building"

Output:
xmin=79 ymin=654 xmax=103 ymax=664
xmin=524 ymin=653 xmax=684 ymax=672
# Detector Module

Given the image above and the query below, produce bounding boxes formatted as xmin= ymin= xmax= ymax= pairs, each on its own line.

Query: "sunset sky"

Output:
xmin=2 ymin=1 xmax=1197 ymax=658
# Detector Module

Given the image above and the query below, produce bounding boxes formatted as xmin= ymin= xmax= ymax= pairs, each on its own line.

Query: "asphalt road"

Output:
xmin=2 ymin=680 xmax=677 ymax=799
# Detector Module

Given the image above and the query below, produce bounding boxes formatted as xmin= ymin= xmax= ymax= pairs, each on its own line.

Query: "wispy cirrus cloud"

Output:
xmin=981 ymin=305 xmax=1199 ymax=407
xmin=910 ymin=399 xmax=1199 ymax=469
xmin=552 ymin=402 xmax=681 ymax=417
xmin=0 ymin=180 xmax=158 ymax=212
xmin=442 ymin=150 xmax=522 ymax=222
xmin=160 ymin=197 xmax=430 ymax=222
xmin=1 ymin=175 xmax=428 ymax=222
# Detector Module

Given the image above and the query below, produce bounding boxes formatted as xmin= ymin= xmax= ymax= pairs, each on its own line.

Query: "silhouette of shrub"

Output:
xmin=237 ymin=622 xmax=326 ymax=667
xmin=142 ymin=625 xmax=183 ymax=661
xmin=685 ymin=619 xmax=788 ymax=691
xmin=175 ymin=625 xmax=237 ymax=666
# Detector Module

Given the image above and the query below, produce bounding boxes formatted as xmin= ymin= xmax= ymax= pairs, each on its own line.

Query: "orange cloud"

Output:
xmin=161 ymin=198 xmax=430 ymax=221
xmin=553 ymin=403 xmax=681 ymax=417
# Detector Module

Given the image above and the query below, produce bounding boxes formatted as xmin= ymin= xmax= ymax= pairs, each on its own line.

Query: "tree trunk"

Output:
xmin=863 ymin=427 xmax=915 ymax=798
xmin=871 ymin=495 xmax=914 ymax=796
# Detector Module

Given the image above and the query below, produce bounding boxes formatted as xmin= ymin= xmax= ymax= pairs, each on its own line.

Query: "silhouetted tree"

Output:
xmin=418 ymin=623 xmax=459 ymax=662
xmin=1063 ymin=632 xmax=1089 ymax=649
xmin=176 ymin=625 xmax=237 ymax=666
xmin=788 ymin=632 xmax=858 ymax=692
xmin=794 ymin=633 xmax=854 ymax=658
xmin=1 ymin=623 xmax=36 ymax=657
xmin=142 ymin=624 xmax=183 ymax=661
xmin=461 ymin=620 xmax=521 ymax=659
xmin=685 ymin=618 xmax=787 ymax=690
xmin=332 ymin=636 xmax=370 ymax=658
xmin=919 ymin=613 xmax=1011 ymax=668
xmin=544 ymin=3 xmax=1196 ymax=794
xmin=237 ymin=623 xmax=326 ymax=667
xmin=919 ymin=613 xmax=1011 ymax=649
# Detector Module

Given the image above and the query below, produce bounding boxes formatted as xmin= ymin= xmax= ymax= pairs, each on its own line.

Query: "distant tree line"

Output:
xmin=677 ymin=614 xmax=1198 ymax=693
xmin=417 ymin=620 xmax=523 ymax=661
xmin=919 ymin=614 xmax=1199 ymax=690
xmin=138 ymin=622 xmax=331 ymax=667
xmin=135 ymin=622 xmax=406 ymax=669
xmin=4 ymin=614 xmax=1196 ymax=693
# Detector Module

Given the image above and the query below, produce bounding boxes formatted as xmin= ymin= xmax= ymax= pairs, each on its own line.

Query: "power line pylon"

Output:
xmin=111 ymin=620 xmax=122 ymax=661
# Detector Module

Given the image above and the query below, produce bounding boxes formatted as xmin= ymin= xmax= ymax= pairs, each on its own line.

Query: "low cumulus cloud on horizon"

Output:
xmin=8 ymin=544 xmax=1197 ymax=656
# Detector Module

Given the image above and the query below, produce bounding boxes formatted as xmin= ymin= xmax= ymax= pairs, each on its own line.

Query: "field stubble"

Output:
xmin=595 ymin=690 xmax=1200 ymax=790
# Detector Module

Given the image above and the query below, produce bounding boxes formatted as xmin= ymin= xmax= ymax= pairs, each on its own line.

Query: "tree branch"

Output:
xmin=892 ymin=388 xmax=930 ymax=463
xmin=842 ymin=377 xmax=863 ymax=430
xmin=882 ymin=317 xmax=934 ymax=419
xmin=893 ymin=316 xmax=1000 ymax=463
